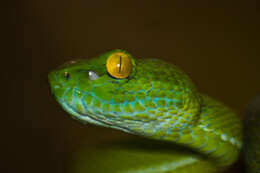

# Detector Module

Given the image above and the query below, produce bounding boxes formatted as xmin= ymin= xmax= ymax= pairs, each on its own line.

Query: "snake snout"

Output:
xmin=48 ymin=71 xmax=62 ymax=93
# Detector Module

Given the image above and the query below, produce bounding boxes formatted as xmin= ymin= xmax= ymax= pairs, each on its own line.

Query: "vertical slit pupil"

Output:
xmin=119 ymin=56 xmax=122 ymax=73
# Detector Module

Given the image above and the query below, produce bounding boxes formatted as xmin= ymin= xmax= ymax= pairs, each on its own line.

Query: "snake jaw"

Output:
xmin=58 ymin=97 xmax=136 ymax=134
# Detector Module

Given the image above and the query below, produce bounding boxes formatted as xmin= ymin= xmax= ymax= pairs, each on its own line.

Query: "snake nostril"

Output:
xmin=64 ymin=72 xmax=70 ymax=80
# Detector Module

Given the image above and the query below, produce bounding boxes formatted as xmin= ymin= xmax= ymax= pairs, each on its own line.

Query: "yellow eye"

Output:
xmin=106 ymin=52 xmax=132 ymax=79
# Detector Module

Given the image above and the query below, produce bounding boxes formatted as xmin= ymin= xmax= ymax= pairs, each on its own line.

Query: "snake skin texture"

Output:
xmin=48 ymin=49 xmax=258 ymax=173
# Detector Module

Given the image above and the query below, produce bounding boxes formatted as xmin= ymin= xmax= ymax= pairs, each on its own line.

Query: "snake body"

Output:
xmin=48 ymin=49 xmax=259 ymax=173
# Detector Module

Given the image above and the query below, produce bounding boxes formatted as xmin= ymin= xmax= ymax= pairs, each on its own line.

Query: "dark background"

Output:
xmin=3 ymin=1 xmax=259 ymax=173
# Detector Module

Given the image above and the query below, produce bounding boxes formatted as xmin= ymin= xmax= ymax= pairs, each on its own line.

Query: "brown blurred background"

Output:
xmin=3 ymin=1 xmax=260 ymax=173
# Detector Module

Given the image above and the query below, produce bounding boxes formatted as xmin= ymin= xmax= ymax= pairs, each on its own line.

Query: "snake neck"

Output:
xmin=144 ymin=95 xmax=243 ymax=167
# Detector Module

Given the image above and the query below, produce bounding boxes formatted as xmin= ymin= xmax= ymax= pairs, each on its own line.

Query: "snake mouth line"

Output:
xmin=62 ymin=100 xmax=135 ymax=134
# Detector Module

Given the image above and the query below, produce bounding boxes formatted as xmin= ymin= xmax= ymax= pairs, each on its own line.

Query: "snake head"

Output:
xmin=49 ymin=50 xmax=201 ymax=139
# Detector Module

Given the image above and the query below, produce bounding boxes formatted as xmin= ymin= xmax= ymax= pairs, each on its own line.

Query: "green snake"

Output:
xmin=48 ymin=49 xmax=260 ymax=173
